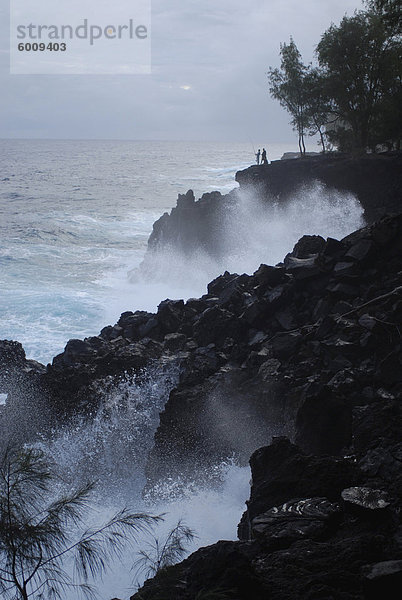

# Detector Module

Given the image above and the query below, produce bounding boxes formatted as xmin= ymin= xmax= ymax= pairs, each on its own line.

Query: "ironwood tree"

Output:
xmin=0 ymin=447 xmax=158 ymax=600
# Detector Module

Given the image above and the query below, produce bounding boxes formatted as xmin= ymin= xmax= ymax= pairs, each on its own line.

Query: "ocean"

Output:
xmin=0 ymin=139 xmax=275 ymax=364
xmin=0 ymin=139 xmax=365 ymax=599
xmin=0 ymin=139 xmax=364 ymax=364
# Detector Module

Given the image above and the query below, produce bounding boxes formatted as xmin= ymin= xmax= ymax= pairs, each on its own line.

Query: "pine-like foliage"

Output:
xmin=133 ymin=519 xmax=196 ymax=581
xmin=0 ymin=446 xmax=159 ymax=600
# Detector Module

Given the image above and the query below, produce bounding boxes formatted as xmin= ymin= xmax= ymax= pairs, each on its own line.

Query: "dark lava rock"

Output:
xmin=157 ymin=299 xmax=185 ymax=334
xmin=290 ymin=234 xmax=326 ymax=258
xmin=0 ymin=341 xmax=48 ymax=447
xmin=236 ymin=152 xmax=402 ymax=224
xmin=253 ymin=264 xmax=286 ymax=288
xmin=163 ymin=332 xmax=187 ymax=351
xmin=147 ymin=154 xmax=402 ymax=263
xmin=251 ymin=497 xmax=340 ymax=548
xmin=1 ymin=172 xmax=401 ymax=600
xmin=243 ymin=438 xmax=362 ymax=527
xmin=295 ymin=390 xmax=352 ymax=455
xmin=130 ymin=198 xmax=402 ymax=598
xmin=270 ymin=331 xmax=303 ymax=359
xmin=345 ymin=239 xmax=373 ymax=262
xmin=341 ymin=487 xmax=391 ymax=511
xmin=130 ymin=540 xmax=266 ymax=600
xmin=362 ymin=560 xmax=402 ymax=599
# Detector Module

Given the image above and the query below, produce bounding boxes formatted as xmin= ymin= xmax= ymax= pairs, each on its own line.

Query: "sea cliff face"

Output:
xmin=236 ymin=152 xmax=402 ymax=224
xmin=0 ymin=155 xmax=401 ymax=599
xmin=130 ymin=212 xmax=402 ymax=600
xmin=147 ymin=153 xmax=401 ymax=262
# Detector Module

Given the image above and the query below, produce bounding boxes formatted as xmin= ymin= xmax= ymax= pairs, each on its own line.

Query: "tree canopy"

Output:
xmin=268 ymin=39 xmax=309 ymax=154
xmin=317 ymin=9 xmax=401 ymax=151
xmin=267 ymin=2 xmax=401 ymax=152
xmin=365 ymin=0 xmax=402 ymax=34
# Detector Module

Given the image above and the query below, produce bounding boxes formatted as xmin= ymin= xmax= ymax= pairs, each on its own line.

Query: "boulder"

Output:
xmin=362 ymin=560 xmax=402 ymax=600
xmin=244 ymin=438 xmax=362 ymax=526
xmin=341 ymin=487 xmax=391 ymax=511
xmin=251 ymin=497 xmax=340 ymax=548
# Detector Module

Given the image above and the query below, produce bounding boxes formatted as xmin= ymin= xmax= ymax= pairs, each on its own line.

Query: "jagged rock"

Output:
xmin=358 ymin=314 xmax=379 ymax=330
xmin=334 ymin=261 xmax=359 ymax=277
xmin=264 ymin=284 xmax=289 ymax=306
xmin=176 ymin=188 xmax=195 ymax=208
xmin=352 ymin=401 xmax=402 ymax=455
xmin=193 ymin=305 xmax=244 ymax=346
xmin=117 ymin=310 xmax=154 ymax=340
xmin=244 ymin=438 xmax=362 ymax=527
xmin=253 ymin=264 xmax=286 ymax=288
xmin=326 ymin=282 xmax=361 ymax=297
xmin=284 ymin=255 xmax=321 ymax=279
xmin=207 ymin=270 xmax=239 ymax=296
xmin=20 ymin=212 xmax=398 ymax=503
xmin=242 ymin=298 xmax=267 ymax=326
xmin=248 ymin=331 xmax=268 ymax=347
xmin=157 ymin=299 xmax=185 ymax=333
xmin=341 ymin=487 xmax=391 ymax=511
xmin=251 ymin=497 xmax=340 ymax=547
xmin=1 ymin=160 xmax=402 ymax=600
xmin=130 ymin=540 xmax=265 ymax=600
xmin=164 ymin=332 xmax=187 ymax=351
xmin=345 ymin=239 xmax=373 ymax=262
xmin=53 ymin=338 xmax=95 ymax=367
xmin=131 ymin=186 xmax=401 ymax=598
xmin=0 ymin=339 xmax=26 ymax=366
xmin=258 ymin=359 xmax=281 ymax=381
xmin=327 ymin=369 xmax=357 ymax=394
xmin=235 ymin=152 xmax=402 ymax=224
xmin=362 ymin=560 xmax=402 ymax=599
xmin=320 ymin=236 xmax=347 ymax=260
xmin=379 ymin=351 xmax=402 ymax=384
xmin=146 ymin=155 xmax=401 ymax=265
xmin=138 ymin=317 xmax=159 ymax=338
xmin=185 ymin=297 xmax=210 ymax=313
xmin=290 ymin=235 xmax=326 ymax=259
xmin=270 ymin=332 xmax=302 ymax=359
xmin=296 ymin=390 xmax=352 ymax=455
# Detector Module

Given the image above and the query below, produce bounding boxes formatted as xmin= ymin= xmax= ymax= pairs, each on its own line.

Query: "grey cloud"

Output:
xmin=1 ymin=0 xmax=362 ymax=142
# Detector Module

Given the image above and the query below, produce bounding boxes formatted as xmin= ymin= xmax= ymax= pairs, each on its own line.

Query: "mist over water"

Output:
xmin=127 ymin=181 xmax=365 ymax=309
xmin=34 ymin=180 xmax=364 ymax=599
xmin=33 ymin=363 xmax=251 ymax=600
xmin=0 ymin=139 xmax=254 ymax=363
xmin=0 ymin=141 xmax=364 ymax=363
xmin=0 ymin=141 xmax=366 ymax=599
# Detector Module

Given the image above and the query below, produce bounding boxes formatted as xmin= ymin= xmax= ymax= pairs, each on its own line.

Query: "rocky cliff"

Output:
xmin=236 ymin=152 xmax=402 ymax=224
xmin=1 ymin=213 xmax=401 ymax=598
xmin=0 ymin=159 xmax=401 ymax=599
xmin=130 ymin=213 xmax=402 ymax=599
xmin=147 ymin=153 xmax=401 ymax=262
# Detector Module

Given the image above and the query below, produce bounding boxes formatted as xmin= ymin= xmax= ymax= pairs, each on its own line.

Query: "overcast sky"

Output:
xmin=1 ymin=0 xmax=363 ymax=142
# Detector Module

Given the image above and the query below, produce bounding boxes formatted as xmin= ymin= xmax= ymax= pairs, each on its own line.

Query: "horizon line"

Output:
xmin=0 ymin=136 xmax=299 ymax=145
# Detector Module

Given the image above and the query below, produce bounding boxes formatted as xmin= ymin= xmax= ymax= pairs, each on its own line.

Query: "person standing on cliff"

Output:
xmin=256 ymin=149 xmax=261 ymax=165
xmin=261 ymin=148 xmax=268 ymax=165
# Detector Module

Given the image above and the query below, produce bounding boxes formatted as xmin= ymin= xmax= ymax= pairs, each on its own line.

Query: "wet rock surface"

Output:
xmin=236 ymin=153 xmax=402 ymax=224
xmin=0 ymin=177 xmax=401 ymax=598
xmin=130 ymin=211 xmax=401 ymax=599
xmin=147 ymin=153 xmax=401 ymax=261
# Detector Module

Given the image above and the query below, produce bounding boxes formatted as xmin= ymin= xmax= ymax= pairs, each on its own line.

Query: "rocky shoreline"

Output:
xmin=131 ymin=210 xmax=401 ymax=599
xmin=0 ymin=154 xmax=401 ymax=599
xmin=147 ymin=152 xmax=401 ymax=263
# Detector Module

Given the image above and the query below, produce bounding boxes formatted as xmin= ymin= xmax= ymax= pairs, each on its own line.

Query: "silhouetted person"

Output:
xmin=261 ymin=148 xmax=268 ymax=165
xmin=256 ymin=149 xmax=261 ymax=165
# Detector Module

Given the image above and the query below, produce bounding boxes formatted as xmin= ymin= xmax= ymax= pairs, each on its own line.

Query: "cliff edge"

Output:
xmin=147 ymin=153 xmax=401 ymax=262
